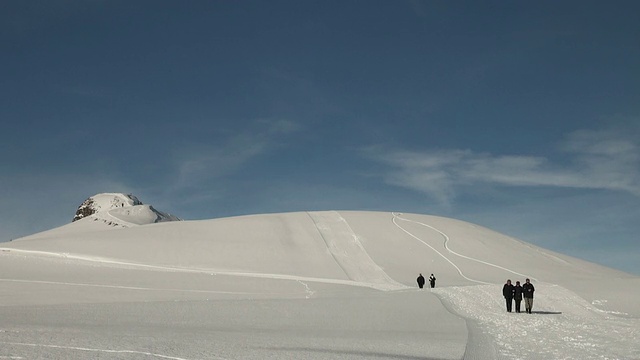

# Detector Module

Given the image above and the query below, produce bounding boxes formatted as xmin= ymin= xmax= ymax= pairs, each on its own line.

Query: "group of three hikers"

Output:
xmin=503 ymin=278 xmax=535 ymax=313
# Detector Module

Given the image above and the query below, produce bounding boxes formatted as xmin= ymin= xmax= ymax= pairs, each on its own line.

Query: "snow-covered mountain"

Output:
xmin=71 ymin=193 xmax=181 ymax=226
xmin=1 ymin=210 xmax=638 ymax=359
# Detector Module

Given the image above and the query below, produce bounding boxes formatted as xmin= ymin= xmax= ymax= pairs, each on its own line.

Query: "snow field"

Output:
xmin=434 ymin=284 xmax=640 ymax=360
xmin=1 ymin=210 xmax=639 ymax=359
xmin=0 ymin=285 xmax=467 ymax=359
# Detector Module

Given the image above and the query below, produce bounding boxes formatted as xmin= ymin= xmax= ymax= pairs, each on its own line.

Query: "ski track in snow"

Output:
xmin=392 ymin=212 xmax=536 ymax=282
xmin=0 ymin=341 xmax=217 ymax=360
xmin=391 ymin=212 xmax=640 ymax=360
xmin=0 ymin=278 xmax=272 ymax=296
xmin=0 ymin=247 xmax=406 ymax=293
xmin=307 ymin=211 xmax=407 ymax=291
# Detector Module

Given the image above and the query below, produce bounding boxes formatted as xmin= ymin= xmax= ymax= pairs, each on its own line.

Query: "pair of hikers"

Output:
xmin=503 ymin=278 xmax=535 ymax=313
xmin=417 ymin=273 xmax=436 ymax=289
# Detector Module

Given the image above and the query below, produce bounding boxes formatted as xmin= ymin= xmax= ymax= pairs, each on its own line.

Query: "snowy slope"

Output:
xmin=1 ymin=211 xmax=638 ymax=359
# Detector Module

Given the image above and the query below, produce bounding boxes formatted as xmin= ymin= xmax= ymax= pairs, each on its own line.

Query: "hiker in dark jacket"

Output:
xmin=502 ymin=279 xmax=514 ymax=312
xmin=513 ymin=281 xmax=523 ymax=313
xmin=522 ymin=278 xmax=535 ymax=313
xmin=417 ymin=273 xmax=425 ymax=289
xmin=429 ymin=274 xmax=436 ymax=288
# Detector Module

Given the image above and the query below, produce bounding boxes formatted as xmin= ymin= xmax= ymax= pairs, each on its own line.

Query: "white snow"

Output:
xmin=72 ymin=193 xmax=181 ymax=227
xmin=1 ymin=210 xmax=638 ymax=359
xmin=88 ymin=193 xmax=143 ymax=211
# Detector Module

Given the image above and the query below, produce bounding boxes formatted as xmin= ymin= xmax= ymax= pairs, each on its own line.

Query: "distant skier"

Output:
xmin=513 ymin=280 xmax=523 ymax=313
xmin=429 ymin=274 xmax=436 ymax=288
xmin=523 ymin=278 xmax=535 ymax=313
xmin=503 ymin=279 xmax=514 ymax=312
xmin=417 ymin=273 xmax=425 ymax=289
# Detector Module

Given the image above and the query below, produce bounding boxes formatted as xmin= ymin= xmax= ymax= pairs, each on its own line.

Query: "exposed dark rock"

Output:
xmin=73 ymin=198 xmax=96 ymax=222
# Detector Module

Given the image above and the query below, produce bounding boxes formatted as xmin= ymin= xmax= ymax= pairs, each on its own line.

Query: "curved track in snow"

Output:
xmin=392 ymin=212 xmax=536 ymax=283
xmin=390 ymin=213 xmax=640 ymax=359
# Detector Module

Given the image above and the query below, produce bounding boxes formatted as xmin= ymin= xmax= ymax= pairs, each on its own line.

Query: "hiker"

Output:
xmin=417 ymin=273 xmax=425 ymax=289
xmin=503 ymin=279 xmax=514 ymax=312
xmin=513 ymin=280 xmax=523 ymax=313
xmin=523 ymin=278 xmax=535 ymax=313
xmin=429 ymin=274 xmax=436 ymax=288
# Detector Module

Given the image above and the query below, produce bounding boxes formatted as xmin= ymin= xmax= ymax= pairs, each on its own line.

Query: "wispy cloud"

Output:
xmin=175 ymin=118 xmax=300 ymax=189
xmin=365 ymin=128 xmax=640 ymax=205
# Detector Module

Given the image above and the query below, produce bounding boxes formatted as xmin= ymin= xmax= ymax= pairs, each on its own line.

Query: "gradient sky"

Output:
xmin=2 ymin=1 xmax=639 ymax=274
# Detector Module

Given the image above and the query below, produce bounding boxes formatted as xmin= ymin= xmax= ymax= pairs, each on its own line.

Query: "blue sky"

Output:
xmin=1 ymin=1 xmax=639 ymax=274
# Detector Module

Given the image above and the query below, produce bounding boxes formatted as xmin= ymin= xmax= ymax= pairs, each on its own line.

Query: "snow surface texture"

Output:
xmin=1 ymin=209 xmax=638 ymax=359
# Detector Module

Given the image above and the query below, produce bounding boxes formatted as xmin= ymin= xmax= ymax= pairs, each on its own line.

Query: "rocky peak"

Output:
xmin=72 ymin=193 xmax=179 ymax=226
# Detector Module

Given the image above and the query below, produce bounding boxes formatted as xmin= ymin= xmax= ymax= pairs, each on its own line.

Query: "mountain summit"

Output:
xmin=72 ymin=193 xmax=181 ymax=226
